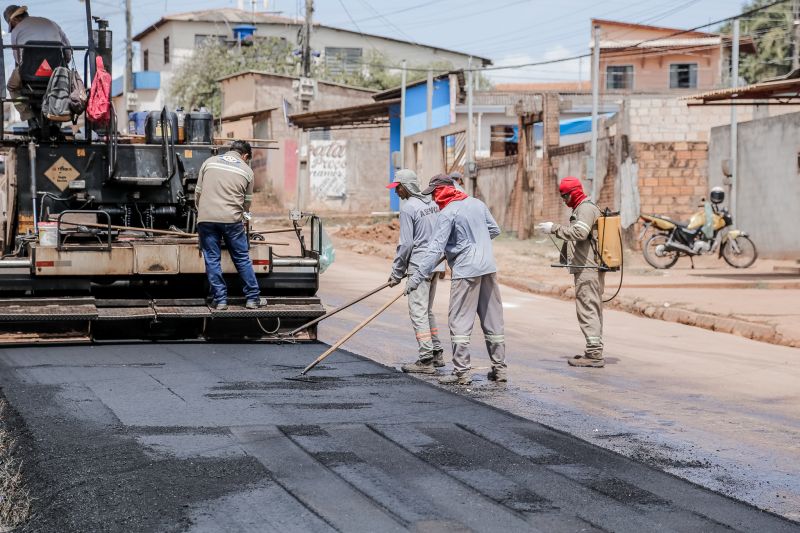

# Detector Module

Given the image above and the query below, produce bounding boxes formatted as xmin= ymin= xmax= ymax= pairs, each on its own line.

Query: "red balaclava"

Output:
xmin=432 ymin=185 xmax=468 ymax=210
xmin=559 ymin=176 xmax=587 ymax=209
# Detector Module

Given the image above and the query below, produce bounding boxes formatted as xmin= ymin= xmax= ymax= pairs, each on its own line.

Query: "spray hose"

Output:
xmin=546 ymin=216 xmax=624 ymax=303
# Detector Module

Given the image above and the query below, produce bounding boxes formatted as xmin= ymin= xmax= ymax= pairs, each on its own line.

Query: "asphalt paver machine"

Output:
xmin=0 ymin=2 xmax=324 ymax=344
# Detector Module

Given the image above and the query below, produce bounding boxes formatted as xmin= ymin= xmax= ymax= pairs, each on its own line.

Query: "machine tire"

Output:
xmin=722 ymin=235 xmax=758 ymax=268
xmin=643 ymin=234 xmax=679 ymax=269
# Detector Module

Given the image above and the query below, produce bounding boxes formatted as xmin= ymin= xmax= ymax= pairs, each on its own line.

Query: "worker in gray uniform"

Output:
xmin=408 ymin=174 xmax=506 ymax=385
xmin=537 ymin=176 xmax=605 ymax=368
xmin=387 ymin=169 xmax=446 ymax=374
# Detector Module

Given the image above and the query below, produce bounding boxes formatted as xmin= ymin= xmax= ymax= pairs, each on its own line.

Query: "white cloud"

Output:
xmin=485 ymin=45 xmax=590 ymax=85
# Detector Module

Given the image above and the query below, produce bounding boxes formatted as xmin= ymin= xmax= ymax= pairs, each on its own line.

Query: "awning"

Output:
xmin=288 ymin=99 xmax=399 ymax=130
xmin=683 ymin=73 xmax=800 ymax=105
xmin=221 ymin=107 xmax=277 ymax=123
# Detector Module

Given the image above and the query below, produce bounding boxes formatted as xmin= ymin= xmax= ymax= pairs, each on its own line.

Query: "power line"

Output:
xmin=477 ymin=0 xmax=791 ymax=72
xmin=352 ymin=0 xmax=419 ymax=46
xmin=328 ymin=0 xmax=449 ymax=26
xmin=333 ymin=0 xmax=380 ymax=55
xmin=475 ymin=0 xmax=700 ymax=57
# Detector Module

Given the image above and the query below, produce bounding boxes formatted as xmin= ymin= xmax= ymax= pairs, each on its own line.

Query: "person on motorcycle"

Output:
xmin=536 ymin=177 xmax=605 ymax=368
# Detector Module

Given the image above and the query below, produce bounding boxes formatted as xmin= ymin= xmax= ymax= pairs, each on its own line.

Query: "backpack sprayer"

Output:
xmin=548 ymin=207 xmax=624 ymax=302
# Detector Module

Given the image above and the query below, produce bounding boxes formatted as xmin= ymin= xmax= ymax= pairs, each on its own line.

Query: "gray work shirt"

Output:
xmin=10 ymin=16 xmax=71 ymax=65
xmin=391 ymin=196 xmax=444 ymax=279
xmin=412 ymin=196 xmax=501 ymax=285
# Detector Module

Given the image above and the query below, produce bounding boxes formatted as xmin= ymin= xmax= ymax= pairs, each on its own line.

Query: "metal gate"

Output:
xmin=442 ymin=131 xmax=465 ymax=174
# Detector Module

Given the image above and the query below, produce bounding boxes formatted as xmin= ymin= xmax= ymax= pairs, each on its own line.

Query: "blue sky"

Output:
xmin=2 ymin=0 xmax=766 ymax=83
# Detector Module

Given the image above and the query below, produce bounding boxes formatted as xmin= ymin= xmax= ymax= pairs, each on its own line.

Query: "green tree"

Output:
xmin=171 ymin=41 xmax=493 ymax=115
xmin=170 ymin=37 xmax=297 ymax=116
xmin=722 ymin=0 xmax=794 ymax=83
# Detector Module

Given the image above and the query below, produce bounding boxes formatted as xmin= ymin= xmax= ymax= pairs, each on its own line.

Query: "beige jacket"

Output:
xmin=195 ymin=151 xmax=254 ymax=224
xmin=553 ymin=199 xmax=601 ymax=273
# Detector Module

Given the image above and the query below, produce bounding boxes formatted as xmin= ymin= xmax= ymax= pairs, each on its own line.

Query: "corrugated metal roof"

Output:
xmin=288 ymin=99 xmax=399 ymax=130
xmin=682 ymin=77 xmax=800 ymax=102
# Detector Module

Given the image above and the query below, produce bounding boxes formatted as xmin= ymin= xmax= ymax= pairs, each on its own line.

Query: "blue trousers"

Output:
xmin=197 ymin=222 xmax=260 ymax=304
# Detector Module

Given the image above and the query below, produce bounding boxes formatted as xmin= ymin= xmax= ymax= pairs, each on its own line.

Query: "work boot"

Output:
xmin=567 ymin=355 xmax=605 ymax=368
xmin=401 ymin=359 xmax=436 ymax=374
xmin=487 ymin=367 xmax=508 ymax=382
xmin=432 ymin=349 xmax=446 ymax=368
xmin=438 ymin=372 xmax=471 ymax=385
xmin=212 ymin=301 xmax=228 ymax=311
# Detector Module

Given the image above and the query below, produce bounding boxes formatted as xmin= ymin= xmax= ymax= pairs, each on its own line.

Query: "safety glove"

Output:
xmin=536 ymin=221 xmax=554 ymax=234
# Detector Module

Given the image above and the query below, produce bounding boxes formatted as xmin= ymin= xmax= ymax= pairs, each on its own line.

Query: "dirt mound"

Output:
xmin=337 ymin=220 xmax=400 ymax=245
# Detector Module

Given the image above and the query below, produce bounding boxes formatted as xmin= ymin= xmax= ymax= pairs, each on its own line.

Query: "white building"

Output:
xmin=113 ymin=7 xmax=491 ymax=125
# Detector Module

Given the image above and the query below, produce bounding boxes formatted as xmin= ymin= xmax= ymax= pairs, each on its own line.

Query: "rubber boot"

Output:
xmin=401 ymin=359 xmax=436 ymax=374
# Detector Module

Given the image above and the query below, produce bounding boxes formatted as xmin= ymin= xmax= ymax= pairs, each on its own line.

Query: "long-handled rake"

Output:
xmin=282 ymin=281 xmax=392 ymax=339
xmin=285 ymin=291 xmax=405 ymax=381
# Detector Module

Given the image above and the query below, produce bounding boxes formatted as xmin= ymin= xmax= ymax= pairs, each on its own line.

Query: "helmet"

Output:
xmin=709 ymin=186 xmax=725 ymax=204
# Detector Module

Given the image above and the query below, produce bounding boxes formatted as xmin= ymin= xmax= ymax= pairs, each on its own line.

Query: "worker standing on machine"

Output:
xmin=386 ymin=169 xmax=446 ymax=374
xmin=407 ymin=174 xmax=507 ymax=385
xmin=536 ymin=176 xmax=605 ymax=368
xmin=4 ymin=5 xmax=71 ymax=130
xmin=195 ymin=140 xmax=261 ymax=311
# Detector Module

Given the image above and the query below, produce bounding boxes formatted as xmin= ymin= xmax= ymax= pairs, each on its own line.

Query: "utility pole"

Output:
xmin=466 ymin=59 xmax=475 ymax=193
xmin=589 ymin=24 xmax=600 ymax=200
xmin=730 ymin=19 xmax=740 ymax=222
xmin=793 ymin=0 xmax=800 ymax=70
xmin=302 ymin=0 xmax=314 ymax=78
xmin=124 ymin=0 xmax=133 ymax=114
xmin=399 ymin=60 xmax=407 ymax=168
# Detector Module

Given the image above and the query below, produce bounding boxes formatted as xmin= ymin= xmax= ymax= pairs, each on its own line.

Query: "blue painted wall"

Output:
xmin=388 ymin=77 xmax=452 ymax=211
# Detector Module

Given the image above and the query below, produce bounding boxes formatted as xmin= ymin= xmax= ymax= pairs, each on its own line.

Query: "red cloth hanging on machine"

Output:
xmin=86 ymin=56 xmax=111 ymax=126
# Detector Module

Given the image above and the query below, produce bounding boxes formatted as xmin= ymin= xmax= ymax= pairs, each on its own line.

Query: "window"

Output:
xmin=606 ymin=65 xmax=633 ymax=90
xmin=309 ymin=128 xmax=331 ymax=141
xmin=163 ymin=37 xmax=170 ymax=64
xmin=670 ymin=63 xmax=698 ymax=89
xmin=324 ymin=47 xmax=362 ymax=76
xmin=142 ymin=50 xmax=148 ymax=71
xmin=194 ymin=34 xmax=227 ymax=47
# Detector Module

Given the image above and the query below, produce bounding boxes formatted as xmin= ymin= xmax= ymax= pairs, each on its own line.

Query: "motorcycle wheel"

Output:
xmin=643 ymin=234 xmax=679 ymax=269
xmin=722 ymin=235 xmax=758 ymax=268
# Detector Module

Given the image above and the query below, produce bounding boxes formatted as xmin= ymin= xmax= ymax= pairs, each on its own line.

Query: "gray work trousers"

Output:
xmin=574 ymin=270 xmax=605 ymax=359
xmin=6 ymin=68 xmax=34 ymax=121
xmin=406 ymin=268 xmax=442 ymax=360
xmin=448 ymin=273 xmax=506 ymax=374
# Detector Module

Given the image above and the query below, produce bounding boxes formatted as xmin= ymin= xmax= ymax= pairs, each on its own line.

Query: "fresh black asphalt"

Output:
xmin=0 ymin=342 xmax=796 ymax=532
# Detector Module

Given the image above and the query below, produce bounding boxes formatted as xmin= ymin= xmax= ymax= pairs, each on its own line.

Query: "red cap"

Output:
xmin=385 ymin=181 xmax=400 ymax=189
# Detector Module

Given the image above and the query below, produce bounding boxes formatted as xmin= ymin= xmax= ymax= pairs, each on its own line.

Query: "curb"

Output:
xmin=331 ymin=237 xmax=799 ymax=350
xmin=498 ymin=275 xmax=800 ymax=349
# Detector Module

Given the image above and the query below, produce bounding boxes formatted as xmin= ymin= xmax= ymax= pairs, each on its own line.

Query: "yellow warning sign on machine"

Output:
xmin=44 ymin=157 xmax=80 ymax=191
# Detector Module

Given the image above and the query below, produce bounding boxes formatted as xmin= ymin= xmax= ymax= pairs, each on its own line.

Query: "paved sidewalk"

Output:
xmin=327 ymin=222 xmax=800 ymax=348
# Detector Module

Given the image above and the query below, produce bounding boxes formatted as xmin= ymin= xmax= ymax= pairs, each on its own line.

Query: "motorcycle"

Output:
xmin=639 ymin=186 xmax=757 ymax=269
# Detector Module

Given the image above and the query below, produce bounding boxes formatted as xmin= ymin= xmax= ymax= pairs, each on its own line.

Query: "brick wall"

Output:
xmin=634 ymin=141 xmax=708 ymax=220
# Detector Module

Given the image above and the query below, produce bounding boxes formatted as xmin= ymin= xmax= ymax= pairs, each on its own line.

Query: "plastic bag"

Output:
xmin=318 ymin=225 xmax=335 ymax=274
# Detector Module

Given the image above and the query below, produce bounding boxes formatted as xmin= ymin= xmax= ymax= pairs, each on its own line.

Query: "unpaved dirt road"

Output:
xmin=317 ymin=249 xmax=800 ymax=522
xmin=0 ymin=343 xmax=797 ymax=532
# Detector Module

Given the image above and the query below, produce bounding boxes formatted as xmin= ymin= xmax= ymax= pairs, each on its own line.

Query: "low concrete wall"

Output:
xmin=710 ymin=112 xmax=800 ymax=257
